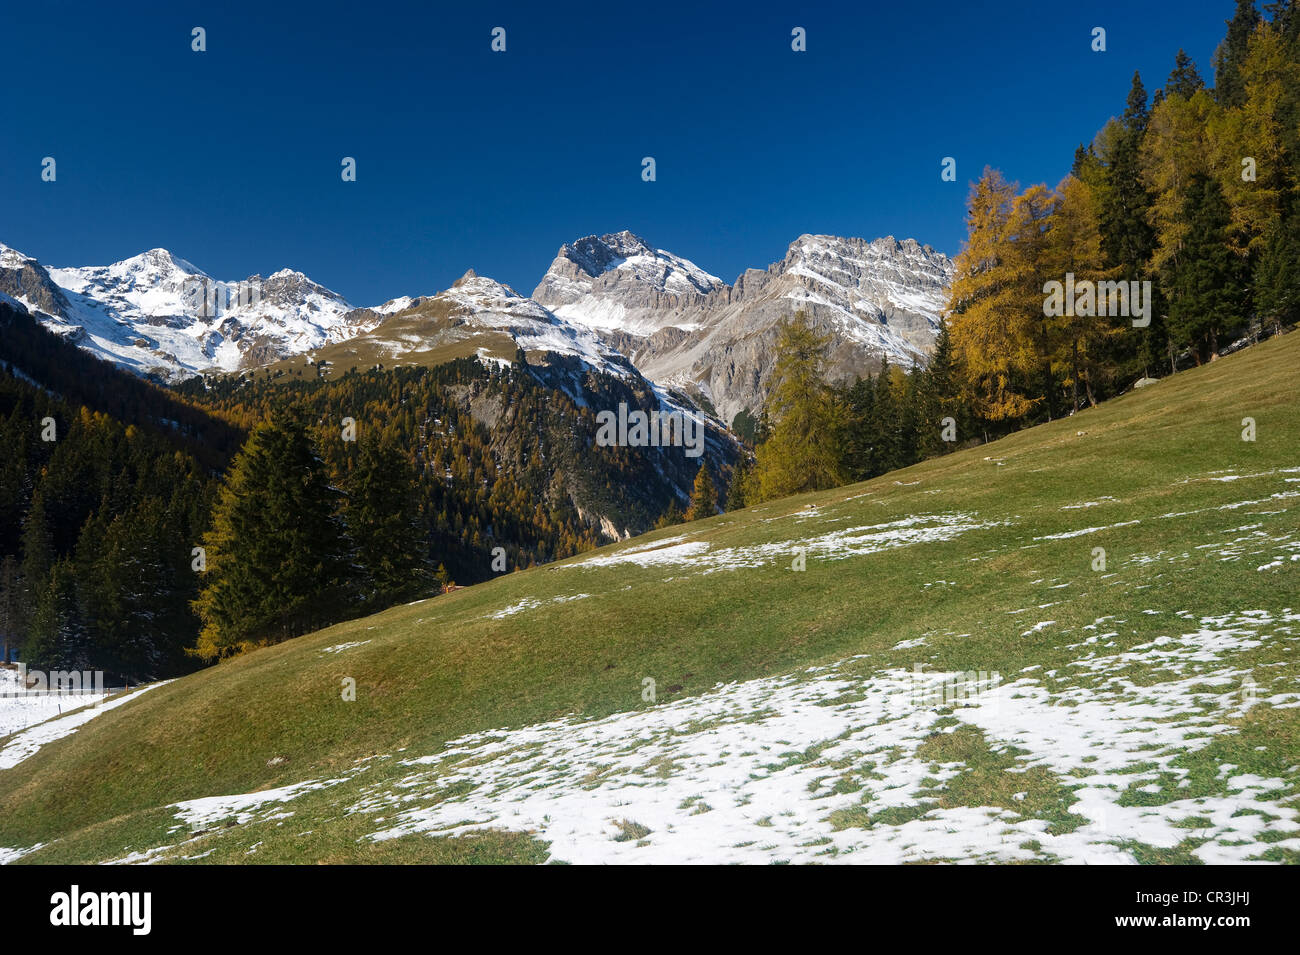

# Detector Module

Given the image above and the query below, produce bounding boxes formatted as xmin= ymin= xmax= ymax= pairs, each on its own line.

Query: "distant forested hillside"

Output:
xmin=0 ymin=302 xmax=737 ymax=672
xmin=0 ymin=302 xmax=225 ymax=679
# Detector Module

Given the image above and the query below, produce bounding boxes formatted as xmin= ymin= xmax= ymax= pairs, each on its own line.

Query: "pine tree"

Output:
xmin=1100 ymin=77 xmax=1157 ymax=275
xmin=19 ymin=491 xmax=54 ymax=618
xmin=684 ymin=464 xmax=717 ymax=521
xmin=921 ymin=319 xmax=963 ymax=453
xmin=750 ymin=313 xmax=845 ymax=502
xmin=0 ymin=555 xmax=24 ymax=664
xmin=347 ymin=435 xmax=431 ymax=607
xmin=840 ymin=373 xmax=877 ymax=479
xmin=653 ymin=500 xmax=685 ymax=529
xmin=1124 ymin=71 xmax=1151 ymax=133
xmin=1255 ymin=195 xmax=1300 ymax=333
xmin=24 ymin=560 xmax=90 ymax=672
xmin=1167 ymin=174 xmax=1250 ymax=362
xmin=1214 ymin=0 xmax=1264 ymax=109
xmin=192 ymin=415 xmax=353 ymax=660
xmin=1165 ymin=49 xmax=1205 ymax=99
xmin=725 ymin=456 xmax=751 ymax=511
xmin=869 ymin=358 xmax=903 ymax=474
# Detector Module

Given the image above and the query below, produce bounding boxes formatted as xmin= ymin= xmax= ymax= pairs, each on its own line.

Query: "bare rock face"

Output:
xmin=532 ymin=231 xmax=725 ymax=336
xmin=538 ymin=232 xmax=954 ymax=427
xmin=0 ymin=243 xmax=71 ymax=317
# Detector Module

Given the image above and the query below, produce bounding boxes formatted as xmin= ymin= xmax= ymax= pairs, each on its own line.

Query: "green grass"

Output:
xmin=3 ymin=331 xmax=1300 ymax=864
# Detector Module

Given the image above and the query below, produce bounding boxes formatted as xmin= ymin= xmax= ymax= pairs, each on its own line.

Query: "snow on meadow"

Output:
xmin=5 ymin=467 xmax=1298 ymax=865
xmin=0 ymin=667 xmax=109 ymax=739
xmin=0 ymin=683 xmax=164 ymax=771
xmin=564 ymin=512 xmax=1004 ymax=575
xmin=71 ymin=606 xmax=1298 ymax=865
xmin=325 ymin=609 xmax=1297 ymax=864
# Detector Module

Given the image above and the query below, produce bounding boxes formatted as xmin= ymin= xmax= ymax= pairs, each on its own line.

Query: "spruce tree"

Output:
xmin=0 ymin=555 xmax=24 ymax=664
xmin=347 ymin=435 xmax=431 ymax=608
xmin=19 ymin=491 xmax=54 ymax=616
xmin=840 ymin=374 xmax=876 ymax=480
xmin=192 ymin=415 xmax=352 ymax=660
xmin=1168 ymin=174 xmax=1250 ymax=362
xmin=653 ymin=500 xmax=685 ymax=529
xmin=1165 ymin=49 xmax=1205 ymax=98
xmin=1213 ymin=0 xmax=1263 ymax=109
xmin=684 ymin=463 xmax=717 ymax=521
xmin=725 ymin=456 xmax=751 ymax=511
xmin=869 ymin=358 xmax=903 ymax=475
xmin=923 ymin=320 xmax=963 ymax=453
xmin=1255 ymin=196 xmax=1300 ymax=333
xmin=25 ymin=560 xmax=90 ymax=672
xmin=1101 ymin=77 xmax=1156 ymax=274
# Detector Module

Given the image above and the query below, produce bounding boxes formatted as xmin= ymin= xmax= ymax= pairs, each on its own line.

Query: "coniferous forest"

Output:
xmin=1 ymin=304 xmax=728 ymax=676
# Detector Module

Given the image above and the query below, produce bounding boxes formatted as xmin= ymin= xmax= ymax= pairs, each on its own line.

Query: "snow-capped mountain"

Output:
xmin=0 ymin=242 xmax=71 ymax=318
xmin=2 ymin=230 xmax=954 ymax=428
xmin=0 ymin=243 xmax=376 ymax=381
xmin=532 ymin=230 xmax=725 ymax=335
xmin=312 ymin=269 xmax=640 ymax=388
xmin=538 ymin=233 xmax=954 ymax=426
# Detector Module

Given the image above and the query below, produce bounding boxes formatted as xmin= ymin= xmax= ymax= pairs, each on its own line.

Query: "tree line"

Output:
xmin=713 ymin=1 xmax=1300 ymax=512
xmin=952 ymin=0 xmax=1300 ymax=427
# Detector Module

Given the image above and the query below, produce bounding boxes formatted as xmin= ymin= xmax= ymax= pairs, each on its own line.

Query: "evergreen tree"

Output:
xmin=0 ymin=555 xmax=24 ymax=664
xmin=347 ymin=435 xmax=432 ymax=607
xmin=869 ymin=358 xmax=904 ymax=474
xmin=725 ymin=456 xmax=751 ymax=511
xmin=653 ymin=500 xmax=685 ymax=529
xmin=684 ymin=464 xmax=717 ymax=521
xmin=19 ymin=491 xmax=54 ymax=618
xmin=1124 ymin=70 xmax=1152 ymax=133
xmin=1255 ymin=195 xmax=1300 ymax=333
xmin=750 ymin=314 xmax=845 ymax=502
xmin=1100 ymin=77 xmax=1157 ymax=275
xmin=24 ymin=560 xmax=90 ymax=673
xmin=1214 ymin=0 xmax=1263 ymax=109
xmin=192 ymin=415 xmax=353 ymax=660
xmin=1165 ymin=49 xmax=1205 ymax=99
xmin=1167 ymin=174 xmax=1251 ymax=362
xmin=838 ymin=374 xmax=874 ymax=481
xmin=922 ymin=319 xmax=964 ymax=453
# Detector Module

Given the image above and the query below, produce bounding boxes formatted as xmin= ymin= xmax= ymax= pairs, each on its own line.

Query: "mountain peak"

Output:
xmin=0 ymin=243 xmax=41 ymax=274
xmin=106 ymin=248 xmax=205 ymax=282
xmin=533 ymin=230 xmax=723 ymax=334
xmin=553 ymin=231 xmax=654 ymax=279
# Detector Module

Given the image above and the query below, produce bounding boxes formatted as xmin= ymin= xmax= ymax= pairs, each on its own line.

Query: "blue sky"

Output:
xmin=0 ymin=0 xmax=1241 ymax=305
